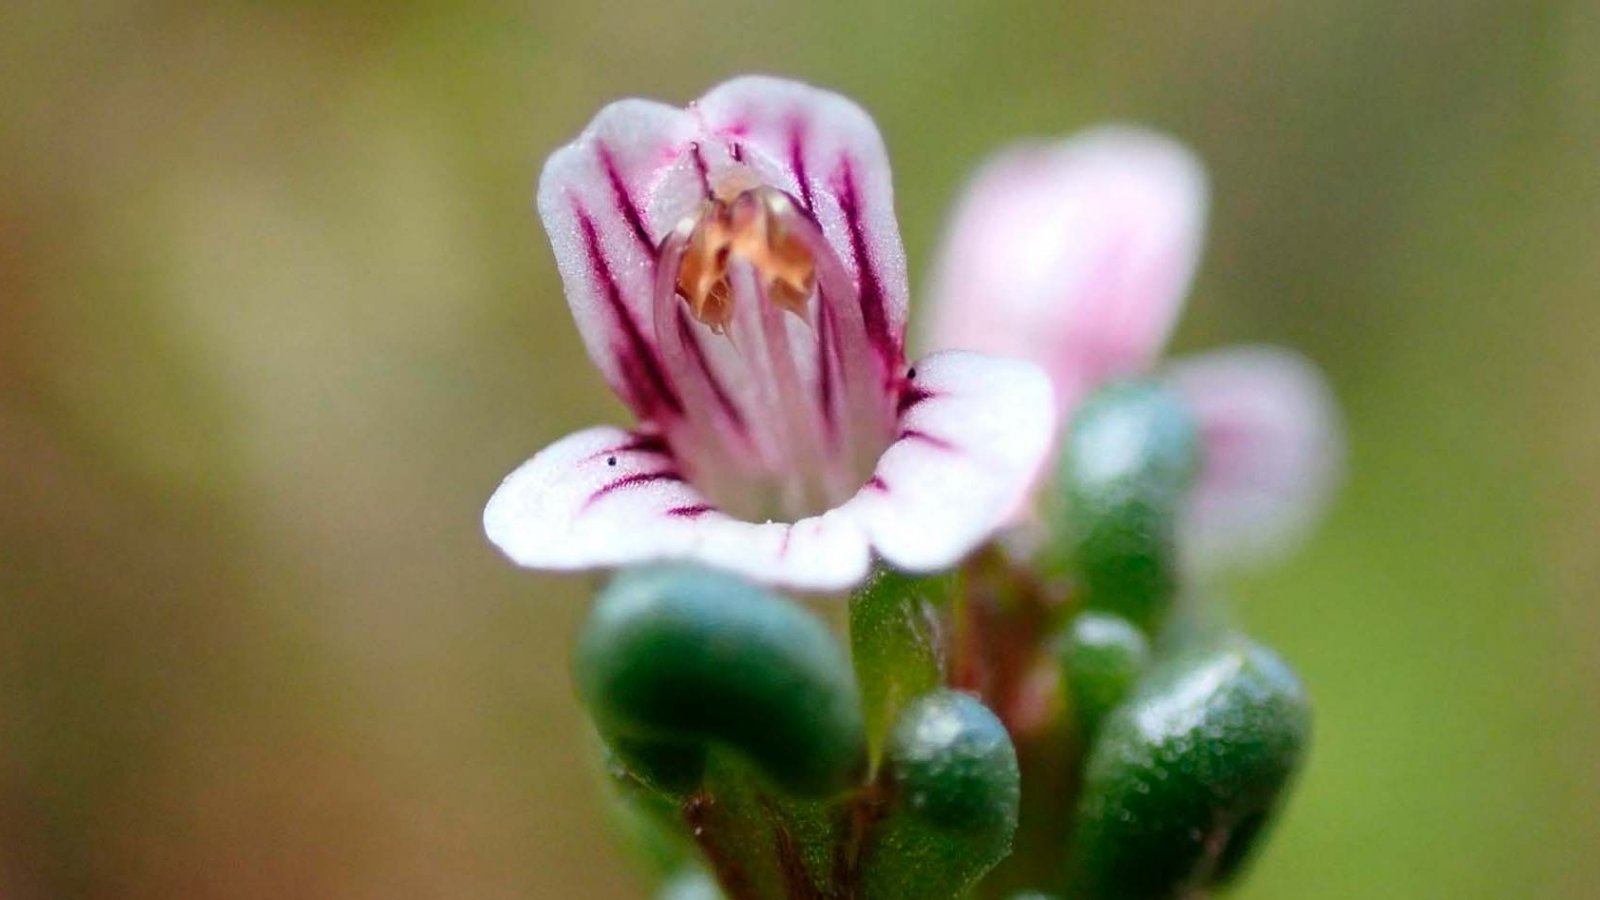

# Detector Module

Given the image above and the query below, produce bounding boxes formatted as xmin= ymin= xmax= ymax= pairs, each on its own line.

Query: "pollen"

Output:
xmin=673 ymin=187 xmax=817 ymax=334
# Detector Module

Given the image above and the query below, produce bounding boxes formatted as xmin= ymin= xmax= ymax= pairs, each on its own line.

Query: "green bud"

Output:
xmin=862 ymin=690 xmax=1021 ymax=899
xmin=850 ymin=569 xmax=949 ymax=764
xmin=1046 ymin=381 xmax=1200 ymax=630
xmin=1058 ymin=611 xmax=1150 ymax=738
xmin=1070 ymin=637 xmax=1311 ymax=899
xmin=576 ymin=565 xmax=867 ymax=798
xmin=606 ymin=734 xmax=707 ymax=798
xmin=656 ymin=869 xmax=724 ymax=900
xmin=600 ymin=742 xmax=697 ymax=874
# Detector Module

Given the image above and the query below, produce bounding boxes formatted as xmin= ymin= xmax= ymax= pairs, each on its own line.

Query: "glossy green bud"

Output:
xmin=1047 ymin=382 xmax=1200 ymax=630
xmin=606 ymin=734 xmax=707 ymax=798
xmin=1058 ymin=611 xmax=1150 ymax=738
xmin=600 ymin=742 xmax=697 ymax=874
xmin=657 ymin=869 xmax=724 ymax=900
xmin=576 ymin=565 xmax=867 ymax=798
xmin=862 ymin=690 xmax=1021 ymax=900
xmin=1070 ymin=637 xmax=1311 ymax=899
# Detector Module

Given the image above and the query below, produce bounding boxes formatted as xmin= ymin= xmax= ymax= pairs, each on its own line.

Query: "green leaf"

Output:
xmin=1069 ymin=636 xmax=1311 ymax=899
xmin=861 ymin=690 xmax=1020 ymax=900
xmin=1043 ymin=381 xmax=1200 ymax=631
xmin=850 ymin=568 xmax=950 ymax=764
xmin=576 ymin=564 xmax=867 ymax=799
xmin=1056 ymin=611 xmax=1151 ymax=739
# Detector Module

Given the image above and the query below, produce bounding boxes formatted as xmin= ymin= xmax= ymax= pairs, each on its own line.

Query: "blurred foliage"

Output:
xmin=1 ymin=0 xmax=1598 ymax=898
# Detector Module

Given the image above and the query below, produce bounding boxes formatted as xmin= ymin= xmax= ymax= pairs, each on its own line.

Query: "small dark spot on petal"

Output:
xmin=607 ymin=456 xmax=617 ymax=466
xmin=906 ymin=367 xmax=917 ymax=379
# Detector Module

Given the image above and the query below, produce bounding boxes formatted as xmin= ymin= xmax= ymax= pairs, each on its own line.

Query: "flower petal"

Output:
xmin=1165 ymin=347 xmax=1344 ymax=569
xmin=839 ymin=350 xmax=1057 ymax=572
xmin=483 ymin=426 xmax=873 ymax=590
xmin=925 ymin=126 xmax=1208 ymax=412
xmin=537 ymin=78 xmax=908 ymax=496
xmin=537 ymin=99 xmax=705 ymax=422
xmin=695 ymin=76 xmax=910 ymax=363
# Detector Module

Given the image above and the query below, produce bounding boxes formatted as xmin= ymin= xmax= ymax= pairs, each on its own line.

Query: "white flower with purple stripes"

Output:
xmin=484 ymin=76 xmax=1056 ymax=591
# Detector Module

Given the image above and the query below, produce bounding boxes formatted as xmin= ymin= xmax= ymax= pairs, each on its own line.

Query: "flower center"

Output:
xmin=650 ymin=179 xmax=900 ymax=523
xmin=674 ymin=187 xmax=817 ymax=334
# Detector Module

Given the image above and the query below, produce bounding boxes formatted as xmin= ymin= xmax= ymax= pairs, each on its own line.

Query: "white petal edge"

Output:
xmin=1166 ymin=346 xmax=1345 ymax=570
xmin=483 ymin=426 xmax=872 ymax=591
xmin=839 ymin=350 xmax=1057 ymax=572
xmin=924 ymin=126 xmax=1208 ymax=412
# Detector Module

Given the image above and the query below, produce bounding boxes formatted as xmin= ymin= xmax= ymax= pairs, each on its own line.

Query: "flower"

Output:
xmin=925 ymin=127 xmax=1343 ymax=567
xmin=484 ymin=77 xmax=1056 ymax=591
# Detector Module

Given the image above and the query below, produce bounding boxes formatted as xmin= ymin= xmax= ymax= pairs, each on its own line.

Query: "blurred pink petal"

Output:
xmin=925 ymin=126 xmax=1208 ymax=413
xmin=1167 ymin=347 xmax=1345 ymax=569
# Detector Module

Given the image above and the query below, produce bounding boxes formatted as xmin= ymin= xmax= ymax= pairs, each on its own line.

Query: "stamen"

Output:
xmin=671 ymin=187 xmax=817 ymax=331
xmin=674 ymin=205 xmax=736 ymax=333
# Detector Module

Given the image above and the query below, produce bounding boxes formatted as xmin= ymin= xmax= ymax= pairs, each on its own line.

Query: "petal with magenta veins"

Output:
xmin=1166 ymin=347 xmax=1344 ymax=570
xmin=840 ymin=351 xmax=1057 ymax=573
xmin=695 ymin=76 xmax=910 ymax=365
xmin=537 ymin=100 xmax=705 ymax=423
xmin=925 ymin=127 xmax=1208 ymax=412
xmin=483 ymin=426 xmax=874 ymax=590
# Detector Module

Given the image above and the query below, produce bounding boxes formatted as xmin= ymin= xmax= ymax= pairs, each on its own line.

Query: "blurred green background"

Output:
xmin=3 ymin=1 xmax=1597 ymax=897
